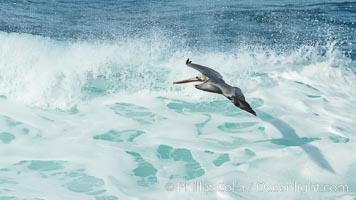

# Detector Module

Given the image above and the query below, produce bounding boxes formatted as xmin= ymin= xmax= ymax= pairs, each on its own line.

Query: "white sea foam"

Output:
xmin=0 ymin=31 xmax=354 ymax=109
xmin=0 ymin=32 xmax=356 ymax=200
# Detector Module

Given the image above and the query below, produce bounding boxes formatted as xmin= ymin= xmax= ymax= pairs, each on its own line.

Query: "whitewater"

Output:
xmin=0 ymin=1 xmax=356 ymax=200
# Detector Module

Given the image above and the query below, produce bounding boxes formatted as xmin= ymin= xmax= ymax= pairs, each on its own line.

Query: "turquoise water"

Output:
xmin=1 ymin=0 xmax=356 ymax=199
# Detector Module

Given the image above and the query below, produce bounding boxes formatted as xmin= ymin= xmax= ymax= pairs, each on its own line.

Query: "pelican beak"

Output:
xmin=173 ymin=76 xmax=203 ymax=84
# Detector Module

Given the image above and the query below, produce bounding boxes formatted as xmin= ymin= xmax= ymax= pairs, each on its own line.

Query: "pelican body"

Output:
xmin=173 ymin=59 xmax=256 ymax=116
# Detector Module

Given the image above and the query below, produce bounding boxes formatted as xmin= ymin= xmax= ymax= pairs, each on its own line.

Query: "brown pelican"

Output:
xmin=173 ymin=59 xmax=256 ymax=116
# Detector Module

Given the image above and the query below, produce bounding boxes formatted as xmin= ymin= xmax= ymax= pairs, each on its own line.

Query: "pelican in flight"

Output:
xmin=173 ymin=59 xmax=256 ymax=116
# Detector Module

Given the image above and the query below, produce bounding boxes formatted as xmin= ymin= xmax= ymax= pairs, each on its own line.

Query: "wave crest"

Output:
xmin=0 ymin=31 xmax=354 ymax=110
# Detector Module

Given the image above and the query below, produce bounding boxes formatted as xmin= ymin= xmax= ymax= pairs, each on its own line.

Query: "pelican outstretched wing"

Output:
xmin=186 ymin=59 xmax=223 ymax=81
xmin=224 ymin=87 xmax=256 ymax=116
xmin=230 ymin=96 xmax=256 ymax=116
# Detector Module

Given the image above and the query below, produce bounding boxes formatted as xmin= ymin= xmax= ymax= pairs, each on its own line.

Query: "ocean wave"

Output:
xmin=0 ymin=31 xmax=354 ymax=110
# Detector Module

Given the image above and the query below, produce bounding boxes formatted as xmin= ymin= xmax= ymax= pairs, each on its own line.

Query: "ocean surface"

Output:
xmin=0 ymin=0 xmax=355 ymax=199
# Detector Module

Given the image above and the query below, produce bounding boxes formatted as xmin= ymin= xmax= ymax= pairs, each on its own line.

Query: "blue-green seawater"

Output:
xmin=0 ymin=0 xmax=356 ymax=199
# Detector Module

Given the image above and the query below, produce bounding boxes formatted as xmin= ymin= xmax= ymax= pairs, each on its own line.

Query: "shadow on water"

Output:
xmin=257 ymin=110 xmax=335 ymax=173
